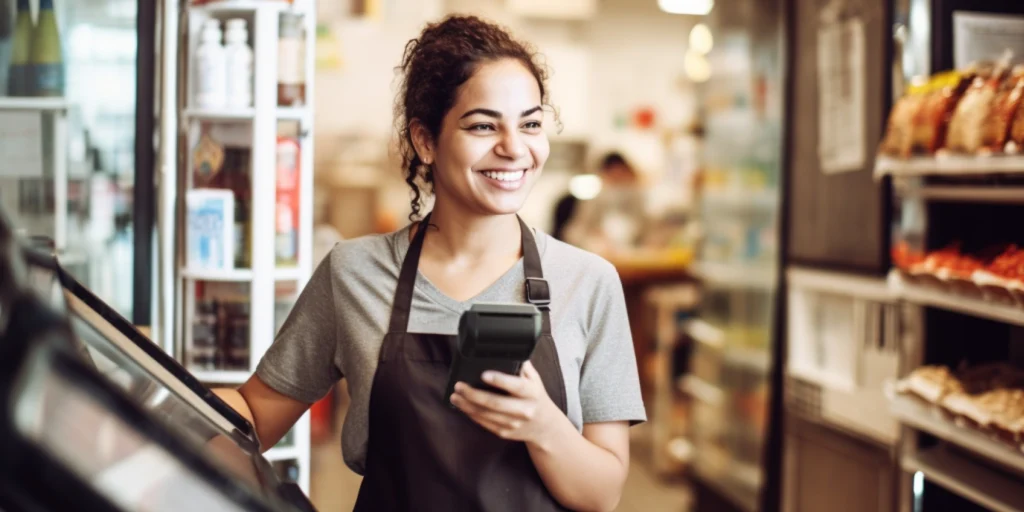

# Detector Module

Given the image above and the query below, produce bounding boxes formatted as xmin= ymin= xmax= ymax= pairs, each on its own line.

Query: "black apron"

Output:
xmin=353 ymin=214 xmax=570 ymax=511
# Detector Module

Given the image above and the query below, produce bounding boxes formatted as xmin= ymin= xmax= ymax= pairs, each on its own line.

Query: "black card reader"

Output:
xmin=445 ymin=303 xmax=541 ymax=405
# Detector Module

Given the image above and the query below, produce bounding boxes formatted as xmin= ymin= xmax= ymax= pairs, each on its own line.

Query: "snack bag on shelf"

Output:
xmin=982 ymin=65 xmax=1024 ymax=153
xmin=946 ymin=61 xmax=1004 ymax=154
xmin=896 ymin=365 xmax=960 ymax=403
xmin=910 ymin=70 xmax=972 ymax=155
xmin=880 ymin=81 xmax=928 ymax=157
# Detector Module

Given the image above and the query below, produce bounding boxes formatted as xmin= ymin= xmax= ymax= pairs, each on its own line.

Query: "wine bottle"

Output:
xmin=8 ymin=0 xmax=31 ymax=97
xmin=31 ymin=0 xmax=63 ymax=97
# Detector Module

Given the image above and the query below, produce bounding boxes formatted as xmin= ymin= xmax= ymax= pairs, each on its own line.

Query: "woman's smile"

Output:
xmin=477 ymin=168 xmax=529 ymax=190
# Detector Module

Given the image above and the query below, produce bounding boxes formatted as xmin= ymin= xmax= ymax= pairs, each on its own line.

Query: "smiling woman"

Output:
xmin=214 ymin=14 xmax=646 ymax=512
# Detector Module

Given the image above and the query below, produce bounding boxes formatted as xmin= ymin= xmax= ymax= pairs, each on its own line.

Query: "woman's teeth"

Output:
xmin=481 ymin=170 xmax=525 ymax=182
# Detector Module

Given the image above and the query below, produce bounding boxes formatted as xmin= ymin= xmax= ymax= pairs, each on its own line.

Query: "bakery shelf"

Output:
xmin=888 ymin=270 xmax=1024 ymax=326
xmin=680 ymin=375 xmax=725 ymax=406
xmin=902 ymin=447 xmax=1024 ymax=512
xmin=875 ymin=154 xmax=1024 ymax=179
xmin=181 ymin=267 xmax=302 ymax=282
xmin=684 ymin=318 xmax=726 ymax=349
xmin=183 ymin=107 xmax=256 ymax=121
xmin=694 ymin=262 xmax=778 ymax=290
xmin=890 ymin=393 xmax=1024 ymax=475
xmin=181 ymin=268 xmax=255 ymax=282
xmin=724 ymin=347 xmax=771 ymax=374
xmin=915 ymin=185 xmax=1024 ymax=204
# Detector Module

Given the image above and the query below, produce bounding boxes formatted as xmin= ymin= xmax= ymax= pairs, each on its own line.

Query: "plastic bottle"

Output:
xmin=277 ymin=12 xmax=305 ymax=107
xmin=8 ymin=0 xmax=32 ymax=97
xmin=30 ymin=0 xmax=63 ymax=97
xmin=223 ymin=18 xmax=252 ymax=109
xmin=195 ymin=19 xmax=226 ymax=109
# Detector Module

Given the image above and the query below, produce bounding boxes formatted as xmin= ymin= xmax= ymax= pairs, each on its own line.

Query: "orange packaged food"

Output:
xmin=947 ymin=63 xmax=1003 ymax=154
xmin=910 ymin=71 xmax=972 ymax=155
xmin=983 ymin=66 xmax=1024 ymax=153
xmin=880 ymin=83 xmax=928 ymax=157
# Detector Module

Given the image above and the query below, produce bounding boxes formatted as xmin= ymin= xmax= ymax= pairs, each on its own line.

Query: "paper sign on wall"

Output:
xmin=817 ymin=17 xmax=866 ymax=175
xmin=0 ymin=112 xmax=44 ymax=178
xmin=954 ymin=12 xmax=1024 ymax=69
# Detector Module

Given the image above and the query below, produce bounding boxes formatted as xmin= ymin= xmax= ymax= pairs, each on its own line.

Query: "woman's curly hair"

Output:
xmin=394 ymin=15 xmax=551 ymax=220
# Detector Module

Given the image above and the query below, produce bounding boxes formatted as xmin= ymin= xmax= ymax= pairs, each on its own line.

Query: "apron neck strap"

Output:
xmin=388 ymin=213 xmax=551 ymax=335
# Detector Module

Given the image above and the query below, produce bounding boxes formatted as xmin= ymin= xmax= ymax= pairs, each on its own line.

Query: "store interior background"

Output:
xmin=9 ymin=0 xmax=1024 ymax=511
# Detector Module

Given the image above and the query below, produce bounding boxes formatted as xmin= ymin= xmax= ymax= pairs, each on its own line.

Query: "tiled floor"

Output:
xmin=309 ymin=399 xmax=691 ymax=511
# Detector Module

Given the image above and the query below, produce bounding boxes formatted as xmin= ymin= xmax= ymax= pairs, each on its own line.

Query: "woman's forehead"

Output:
xmin=453 ymin=59 xmax=541 ymax=112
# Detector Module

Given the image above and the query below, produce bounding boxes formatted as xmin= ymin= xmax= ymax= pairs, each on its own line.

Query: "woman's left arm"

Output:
xmin=451 ymin=362 xmax=630 ymax=512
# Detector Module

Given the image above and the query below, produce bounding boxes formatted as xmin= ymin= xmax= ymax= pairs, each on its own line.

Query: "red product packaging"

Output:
xmin=275 ymin=136 xmax=300 ymax=265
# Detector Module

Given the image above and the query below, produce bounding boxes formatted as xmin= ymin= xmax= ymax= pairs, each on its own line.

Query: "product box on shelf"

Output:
xmin=186 ymin=189 xmax=236 ymax=270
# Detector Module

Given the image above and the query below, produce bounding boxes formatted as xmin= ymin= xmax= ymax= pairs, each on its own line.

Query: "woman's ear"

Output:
xmin=409 ymin=119 xmax=435 ymax=165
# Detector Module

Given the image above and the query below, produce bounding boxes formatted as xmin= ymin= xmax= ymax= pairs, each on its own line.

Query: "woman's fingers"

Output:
xmin=450 ymin=393 xmax=524 ymax=430
xmin=453 ymin=382 xmax=536 ymax=420
xmin=481 ymin=370 xmax=530 ymax=397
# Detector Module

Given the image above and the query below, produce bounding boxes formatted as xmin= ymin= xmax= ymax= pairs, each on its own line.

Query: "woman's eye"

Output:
xmin=523 ymin=121 xmax=542 ymax=130
xmin=469 ymin=124 xmax=496 ymax=132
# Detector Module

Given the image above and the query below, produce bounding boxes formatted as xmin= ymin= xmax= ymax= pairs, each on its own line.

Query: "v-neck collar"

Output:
xmin=391 ymin=222 xmax=547 ymax=314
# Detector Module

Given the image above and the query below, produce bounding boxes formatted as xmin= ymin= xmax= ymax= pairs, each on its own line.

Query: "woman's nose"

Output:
xmin=495 ymin=130 xmax=528 ymax=160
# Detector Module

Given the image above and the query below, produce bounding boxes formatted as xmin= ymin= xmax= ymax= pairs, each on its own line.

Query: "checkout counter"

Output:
xmin=0 ymin=232 xmax=316 ymax=511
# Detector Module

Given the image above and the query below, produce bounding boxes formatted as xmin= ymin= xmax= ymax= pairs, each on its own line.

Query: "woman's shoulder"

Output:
xmin=538 ymin=231 xmax=620 ymax=285
xmin=322 ymin=226 xmax=410 ymax=275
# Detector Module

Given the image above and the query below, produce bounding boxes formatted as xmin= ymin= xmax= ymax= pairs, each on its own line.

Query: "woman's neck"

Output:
xmin=417 ymin=201 xmax=522 ymax=263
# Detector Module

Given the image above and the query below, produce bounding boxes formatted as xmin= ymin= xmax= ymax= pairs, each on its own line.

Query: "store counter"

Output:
xmin=0 ymin=246 xmax=316 ymax=512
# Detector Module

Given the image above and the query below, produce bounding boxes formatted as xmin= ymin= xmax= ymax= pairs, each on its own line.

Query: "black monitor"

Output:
xmin=1 ymin=244 xmax=316 ymax=511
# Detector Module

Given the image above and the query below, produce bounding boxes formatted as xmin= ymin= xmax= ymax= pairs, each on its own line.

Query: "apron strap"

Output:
xmin=388 ymin=212 xmax=432 ymax=334
xmin=388 ymin=214 xmax=552 ymax=336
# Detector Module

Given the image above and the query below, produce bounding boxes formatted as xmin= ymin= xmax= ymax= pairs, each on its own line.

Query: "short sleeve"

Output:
xmin=578 ymin=263 xmax=647 ymax=425
xmin=255 ymin=253 xmax=342 ymax=403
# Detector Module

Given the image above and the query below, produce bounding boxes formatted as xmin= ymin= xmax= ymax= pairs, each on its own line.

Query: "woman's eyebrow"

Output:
xmin=459 ymin=106 xmax=543 ymax=120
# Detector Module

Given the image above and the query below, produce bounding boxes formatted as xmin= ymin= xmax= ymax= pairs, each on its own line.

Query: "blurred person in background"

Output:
xmin=561 ymin=151 xmax=647 ymax=255
xmin=214 ymin=15 xmax=645 ymax=512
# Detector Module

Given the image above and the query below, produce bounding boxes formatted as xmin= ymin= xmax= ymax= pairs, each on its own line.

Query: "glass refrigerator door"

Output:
xmin=0 ymin=0 xmax=140 ymax=320
xmin=687 ymin=1 xmax=784 ymax=510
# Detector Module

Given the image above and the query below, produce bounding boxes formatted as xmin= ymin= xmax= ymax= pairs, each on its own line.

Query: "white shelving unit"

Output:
xmin=176 ymin=0 xmax=316 ymax=494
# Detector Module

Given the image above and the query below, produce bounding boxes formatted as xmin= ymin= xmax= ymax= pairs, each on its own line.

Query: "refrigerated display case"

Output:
xmin=0 ymin=0 xmax=156 ymax=324
xmin=684 ymin=1 xmax=785 ymax=510
xmin=0 ymin=218 xmax=316 ymax=511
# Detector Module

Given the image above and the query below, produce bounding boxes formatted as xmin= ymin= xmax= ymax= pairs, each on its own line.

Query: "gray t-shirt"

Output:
xmin=255 ymin=225 xmax=647 ymax=475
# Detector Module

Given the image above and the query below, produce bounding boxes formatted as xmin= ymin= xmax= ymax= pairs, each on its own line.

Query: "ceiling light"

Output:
xmin=658 ymin=0 xmax=714 ymax=16
xmin=689 ymin=23 xmax=714 ymax=54
xmin=684 ymin=50 xmax=711 ymax=82
xmin=569 ymin=174 xmax=603 ymax=200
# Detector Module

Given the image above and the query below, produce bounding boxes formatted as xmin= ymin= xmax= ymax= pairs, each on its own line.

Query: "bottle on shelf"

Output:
xmin=191 ymin=297 xmax=218 ymax=371
xmin=30 ymin=0 xmax=63 ymax=97
xmin=224 ymin=300 xmax=249 ymax=370
xmin=277 ymin=12 xmax=305 ymax=107
xmin=223 ymin=18 xmax=253 ymax=109
xmin=275 ymin=134 xmax=300 ymax=266
xmin=195 ymin=18 xmax=226 ymax=109
xmin=217 ymin=147 xmax=251 ymax=268
xmin=8 ymin=0 xmax=31 ymax=97
xmin=0 ymin=0 xmax=13 ymax=96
